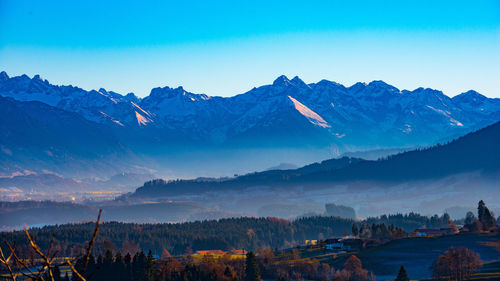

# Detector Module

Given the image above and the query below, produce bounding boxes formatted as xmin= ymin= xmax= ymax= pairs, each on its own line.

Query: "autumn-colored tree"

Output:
xmin=256 ymin=247 xmax=275 ymax=277
xmin=432 ymin=246 xmax=482 ymax=281
xmin=121 ymin=240 xmax=141 ymax=257
xmin=319 ymin=263 xmax=333 ymax=281
xmin=469 ymin=219 xmax=483 ymax=233
xmin=340 ymin=255 xmax=371 ymax=281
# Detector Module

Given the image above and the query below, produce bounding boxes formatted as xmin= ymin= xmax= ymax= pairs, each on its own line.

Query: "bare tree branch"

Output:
xmin=2 ymin=209 xmax=102 ymax=281
xmin=66 ymin=258 xmax=87 ymax=281
xmin=82 ymin=209 xmax=102 ymax=273
xmin=0 ymin=245 xmax=17 ymax=281
xmin=6 ymin=242 xmax=42 ymax=280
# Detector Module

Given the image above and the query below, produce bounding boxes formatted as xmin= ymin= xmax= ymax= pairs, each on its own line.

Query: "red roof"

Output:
xmin=195 ymin=250 xmax=227 ymax=255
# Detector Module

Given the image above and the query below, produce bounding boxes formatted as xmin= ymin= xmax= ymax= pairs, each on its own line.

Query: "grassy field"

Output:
xmin=325 ymin=233 xmax=500 ymax=280
xmin=469 ymin=261 xmax=500 ymax=280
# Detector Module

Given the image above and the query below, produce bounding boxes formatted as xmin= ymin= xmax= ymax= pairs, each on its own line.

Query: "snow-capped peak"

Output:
xmin=273 ymin=75 xmax=292 ymax=87
xmin=290 ymin=76 xmax=311 ymax=89
xmin=0 ymin=71 xmax=9 ymax=81
xmin=454 ymin=90 xmax=487 ymax=102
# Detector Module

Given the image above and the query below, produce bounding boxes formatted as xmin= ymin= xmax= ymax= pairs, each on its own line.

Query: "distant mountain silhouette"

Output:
xmin=131 ymin=121 xmax=500 ymax=198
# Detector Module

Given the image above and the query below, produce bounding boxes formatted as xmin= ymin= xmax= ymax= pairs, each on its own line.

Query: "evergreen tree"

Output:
xmin=465 ymin=212 xmax=475 ymax=225
xmin=114 ymin=252 xmax=127 ymax=281
xmin=53 ymin=265 xmax=62 ymax=281
xmin=477 ymin=200 xmax=495 ymax=230
xmin=395 ymin=265 xmax=409 ymax=281
xmin=124 ymin=253 xmax=133 ymax=281
xmin=133 ymin=251 xmax=148 ymax=281
xmin=245 ymin=252 xmax=261 ymax=281
xmin=478 ymin=200 xmax=486 ymax=224
xmin=146 ymin=250 xmax=156 ymax=281
xmin=352 ymin=224 xmax=359 ymax=237
xmin=442 ymin=213 xmax=451 ymax=226
xmin=482 ymin=208 xmax=495 ymax=230
xmin=104 ymin=249 xmax=114 ymax=265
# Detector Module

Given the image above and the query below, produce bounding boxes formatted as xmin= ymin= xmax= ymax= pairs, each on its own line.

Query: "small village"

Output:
xmin=190 ymin=223 xmax=465 ymax=258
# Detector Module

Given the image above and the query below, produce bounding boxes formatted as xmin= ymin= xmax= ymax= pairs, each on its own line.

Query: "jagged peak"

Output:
xmin=459 ymin=90 xmax=484 ymax=97
xmin=316 ymin=79 xmax=341 ymax=86
xmin=348 ymin=82 xmax=367 ymax=93
xmin=367 ymin=80 xmax=390 ymax=87
xmin=367 ymin=80 xmax=400 ymax=92
xmin=148 ymin=85 xmax=209 ymax=101
xmin=290 ymin=76 xmax=304 ymax=84
xmin=310 ymin=79 xmax=345 ymax=91
xmin=150 ymin=86 xmax=184 ymax=97
xmin=29 ymin=74 xmax=50 ymax=86
xmin=272 ymin=75 xmax=311 ymax=89
xmin=125 ymin=92 xmax=140 ymax=100
xmin=272 ymin=75 xmax=291 ymax=86
xmin=290 ymin=76 xmax=310 ymax=89
xmin=411 ymin=87 xmax=445 ymax=96
xmin=0 ymin=71 xmax=9 ymax=81
xmin=453 ymin=90 xmax=487 ymax=102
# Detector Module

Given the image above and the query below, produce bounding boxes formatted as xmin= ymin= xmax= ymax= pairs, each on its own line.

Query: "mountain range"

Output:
xmin=1 ymin=71 xmax=499 ymax=178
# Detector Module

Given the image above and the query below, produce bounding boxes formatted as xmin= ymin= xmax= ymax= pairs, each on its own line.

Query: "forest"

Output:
xmin=0 ymin=212 xmax=452 ymax=257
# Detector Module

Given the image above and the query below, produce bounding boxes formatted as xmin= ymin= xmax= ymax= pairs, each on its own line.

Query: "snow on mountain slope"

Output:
xmin=0 ymin=95 xmax=139 ymax=178
xmin=288 ymin=96 xmax=330 ymax=128
xmin=453 ymin=90 xmax=500 ymax=113
xmin=0 ymin=72 xmax=154 ymax=128
xmin=1 ymin=71 xmax=499 ymax=151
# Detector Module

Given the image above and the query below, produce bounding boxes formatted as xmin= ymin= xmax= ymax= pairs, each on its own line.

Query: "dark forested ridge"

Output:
xmin=0 ymin=213 xmax=451 ymax=257
xmin=0 ymin=201 xmax=217 ymax=229
xmin=131 ymin=121 xmax=500 ymax=198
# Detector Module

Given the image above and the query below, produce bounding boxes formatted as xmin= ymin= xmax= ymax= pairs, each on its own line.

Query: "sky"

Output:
xmin=0 ymin=0 xmax=499 ymax=98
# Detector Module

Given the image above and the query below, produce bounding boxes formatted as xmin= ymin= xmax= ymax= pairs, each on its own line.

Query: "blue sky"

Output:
xmin=0 ymin=0 xmax=499 ymax=97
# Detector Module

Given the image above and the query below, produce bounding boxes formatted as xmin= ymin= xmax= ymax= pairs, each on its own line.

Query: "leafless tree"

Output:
xmin=432 ymin=246 xmax=482 ymax=281
xmin=0 ymin=209 xmax=102 ymax=281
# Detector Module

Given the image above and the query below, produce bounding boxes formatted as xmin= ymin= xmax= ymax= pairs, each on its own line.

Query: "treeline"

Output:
xmin=0 ymin=213 xmax=454 ymax=257
xmin=364 ymin=212 xmax=452 ymax=232
xmin=351 ymin=223 xmax=407 ymax=240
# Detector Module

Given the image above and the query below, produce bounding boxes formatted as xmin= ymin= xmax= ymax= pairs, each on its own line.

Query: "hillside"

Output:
xmin=0 ymin=96 xmax=142 ymax=177
xmin=131 ymin=121 xmax=500 ymax=198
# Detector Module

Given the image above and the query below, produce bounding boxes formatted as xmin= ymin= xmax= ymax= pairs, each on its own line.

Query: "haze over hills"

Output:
xmin=1 ymin=71 xmax=499 ymax=180
xmin=132 ymin=121 xmax=500 ymax=195
xmin=128 ymin=121 xmax=500 ymax=217
xmin=2 ymin=121 xmax=498 ymax=229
